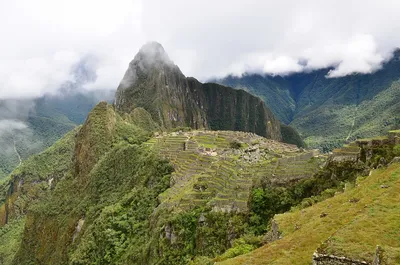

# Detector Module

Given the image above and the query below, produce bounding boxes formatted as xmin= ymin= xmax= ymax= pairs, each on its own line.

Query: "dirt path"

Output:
xmin=13 ymin=137 xmax=22 ymax=167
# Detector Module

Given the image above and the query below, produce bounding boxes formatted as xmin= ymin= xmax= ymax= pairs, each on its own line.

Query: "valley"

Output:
xmin=0 ymin=42 xmax=399 ymax=265
xmin=218 ymin=52 xmax=400 ymax=151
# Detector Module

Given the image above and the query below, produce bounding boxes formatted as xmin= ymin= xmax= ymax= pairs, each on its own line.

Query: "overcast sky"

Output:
xmin=1 ymin=0 xmax=400 ymax=100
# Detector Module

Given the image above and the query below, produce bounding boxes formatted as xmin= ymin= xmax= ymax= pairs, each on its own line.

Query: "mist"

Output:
xmin=1 ymin=0 xmax=400 ymax=101
xmin=0 ymin=120 xmax=28 ymax=138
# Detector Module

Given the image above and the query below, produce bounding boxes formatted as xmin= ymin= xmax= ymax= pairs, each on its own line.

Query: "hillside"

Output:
xmin=219 ymin=160 xmax=400 ymax=265
xmin=1 ymin=102 xmax=398 ymax=265
xmin=115 ymin=42 xmax=282 ymax=141
xmin=216 ymin=131 xmax=400 ymax=264
xmin=0 ymin=101 xmax=324 ymax=265
xmin=0 ymin=90 xmax=113 ymax=180
xmin=218 ymin=50 xmax=400 ymax=151
xmin=0 ymin=43 xmax=318 ymax=265
xmin=1 ymin=43 xmax=398 ymax=265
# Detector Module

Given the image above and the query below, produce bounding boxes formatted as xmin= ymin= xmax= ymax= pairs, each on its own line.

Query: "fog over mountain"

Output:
xmin=1 ymin=0 xmax=400 ymax=100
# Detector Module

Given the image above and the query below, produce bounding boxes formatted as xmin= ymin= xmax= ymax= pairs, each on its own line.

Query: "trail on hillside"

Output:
xmin=13 ymin=136 xmax=22 ymax=167
xmin=346 ymin=105 xmax=358 ymax=141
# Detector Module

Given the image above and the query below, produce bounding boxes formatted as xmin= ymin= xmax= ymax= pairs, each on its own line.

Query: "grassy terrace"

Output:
xmin=218 ymin=162 xmax=400 ymax=265
xmin=146 ymin=130 xmax=322 ymax=212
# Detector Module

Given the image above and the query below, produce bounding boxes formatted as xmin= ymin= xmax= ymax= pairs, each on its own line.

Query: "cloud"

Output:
xmin=0 ymin=99 xmax=35 ymax=120
xmin=1 ymin=0 xmax=400 ymax=100
xmin=325 ymin=35 xmax=385 ymax=77
xmin=0 ymin=52 xmax=79 ymax=99
xmin=0 ymin=120 xmax=28 ymax=137
xmin=263 ymin=55 xmax=304 ymax=75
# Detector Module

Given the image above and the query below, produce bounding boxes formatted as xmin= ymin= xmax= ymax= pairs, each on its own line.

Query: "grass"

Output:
xmin=147 ymin=130 xmax=322 ymax=213
xmin=218 ymin=64 xmax=400 ymax=151
xmin=0 ymin=104 xmax=327 ymax=265
xmin=0 ymin=218 xmax=26 ymax=264
xmin=217 ymin=162 xmax=400 ymax=265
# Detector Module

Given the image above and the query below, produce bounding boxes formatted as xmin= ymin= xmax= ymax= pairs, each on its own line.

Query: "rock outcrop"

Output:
xmin=115 ymin=42 xmax=282 ymax=141
xmin=312 ymin=245 xmax=384 ymax=265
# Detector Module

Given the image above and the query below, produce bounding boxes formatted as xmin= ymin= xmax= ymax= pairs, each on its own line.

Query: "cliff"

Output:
xmin=115 ymin=42 xmax=282 ymax=141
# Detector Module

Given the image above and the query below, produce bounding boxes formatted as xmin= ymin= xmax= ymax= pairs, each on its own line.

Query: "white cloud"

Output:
xmin=263 ymin=56 xmax=303 ymax=75
xmin=0 ymin=120 xmax=28 ymax=137
xmin=0 ymin=51 xmax=79 ymax=99
xmin=1 ymin=0 xmax=400 ymax=99
xmin=326 ymin=34 xmax=385 ymax=77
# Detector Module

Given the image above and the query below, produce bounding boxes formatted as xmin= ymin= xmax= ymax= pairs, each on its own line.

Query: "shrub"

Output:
xmin=393 ymin=144 xmax=400 ymax=156
xmin=189 ymin=256 xmax=213 ymax=265
xmin=217 ymin=235 xmax=262 ymax=261
xmin=229 ymin=141 xmax=242 ymax=149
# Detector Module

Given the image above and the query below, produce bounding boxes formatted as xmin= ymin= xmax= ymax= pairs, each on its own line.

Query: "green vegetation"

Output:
xmin=218 ymin=53 xmax=400 ymax=151
xmin=0 ymin=218 xmax=25 ymax=264
xmin=1 ymin=42 xmax=399 ymax=265
xmin=0 ymin=116 xmax=75 ymax=180
xmin=115 ymin=43 xmax=283 ymax=141
xmin=217 ymin=235 xmax=262 ymax=261
xmin=0 ymin=92 xmax=111 ymax=180
xmin=0 ymin=127 xmax=78 ymax=263
xmin=1 ymin=96 xmax=399 ymax=265
xmin=229 ymin=140 xmax=242 ymax=149
xmin=0 ymin=102 xmax=325 ymax=265
xmin=68 ymin=146 xmax=173 ymax=265
xmin=280 ymin=124 xmax=306 ymax=148
xmin=393 ymin=145 xmax=400 ymax=156
xmin=218 ymin=162 xmax=400 ymax=265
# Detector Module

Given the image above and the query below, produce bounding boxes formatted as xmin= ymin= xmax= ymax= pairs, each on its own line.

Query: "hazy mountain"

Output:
xmin=115 ymin=42 xmax=282 ymax=141
xmin=0 ymin=58 xmax=113 ymax=180
xmin=217 ymin=50 xmax=400 ymax=151
xmin=0 ymin=43 xmax=399 ymax=265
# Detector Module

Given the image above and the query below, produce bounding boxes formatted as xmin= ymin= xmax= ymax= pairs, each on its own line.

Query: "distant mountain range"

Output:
xmin=115 ymin=42 xmax=283 ymax=141
xmin=1 ymin=42 xmax=399 ymax=265
xmin=217 ymin=50 xmax=400 ymax=151
xmin=0 ymin=58 xmax=114 ymax=179
xmin=1 ymin=46 xmax=399 ymax=180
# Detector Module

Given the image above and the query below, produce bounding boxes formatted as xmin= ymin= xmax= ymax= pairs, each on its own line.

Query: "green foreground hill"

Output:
xmin=219 ymin=161 xmax=400 ymax=265
xmin=0 ymin=101 xmax=325 ymax=264
xmin=1 ymin=43 xmax=399 ymax=265
xmin=0 ymin=100 xmax=398 ymax=265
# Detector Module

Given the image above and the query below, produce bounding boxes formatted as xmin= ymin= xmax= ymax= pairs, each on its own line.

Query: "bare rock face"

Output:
xmin=115 ymin=42 xmax=208 ymax=130
xmin=115 ymin=42 xmax=282 ymax=141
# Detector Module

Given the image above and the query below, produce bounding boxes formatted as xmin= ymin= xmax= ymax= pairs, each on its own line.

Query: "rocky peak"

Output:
xmin=135 ymin=41 xmax=172 ymax=66
xmin=117 ymin=42 xmax=178 ymax=90
xmin=114 ymin=42 xmax=283 ymax=141
xmin=115 ymin=42 xmax=200 ymax=127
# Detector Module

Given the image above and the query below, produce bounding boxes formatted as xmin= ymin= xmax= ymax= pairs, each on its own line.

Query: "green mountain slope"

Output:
xmin=1 ymin=43 xmax=398 ymax=265
xmin=0 ymin=91 xmax=113 ymax=180
xmin=217 ymin=51 xmax=400 ymax=151
xmin=0 ymin=101 xmax=324 ymax=265
xmin=219 ymin=160 xmax=400 ymax=265
xmin=2 ymin=101 xmax=398 ymax=265
xmin=0 ymin=43 xmax=319 ymax=265
xmin=115 ymin=42 xmax=283 ymax=141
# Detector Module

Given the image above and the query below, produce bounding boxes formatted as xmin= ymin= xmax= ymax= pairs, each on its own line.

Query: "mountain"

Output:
xmin=0 ymin=92 xmax=113 ymax=180
xmin=0 ymin=56 xmax=114 ymax=180
xmin=0 ymin=43 xmax=314 ymax=264
xmin=115 ymin=42 xmax=282 ymax=141
xmin=218 ymin=156 xmax=400 ymax=265
xmin=1 ymin=43 xmax=399 ymax=265
xmin=217 ymin=51 xmax=400 ymax=151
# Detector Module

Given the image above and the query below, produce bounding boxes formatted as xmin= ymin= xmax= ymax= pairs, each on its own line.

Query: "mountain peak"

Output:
xmin=115 ymin=42 xmax=283 ymax=141
xmin=134 ymin=41 xmax=171 ymax=66
xmin=139 ymin=41 xmax=166 ymax=55
xmin=117 ymin=41 xmax=176 ymax=90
